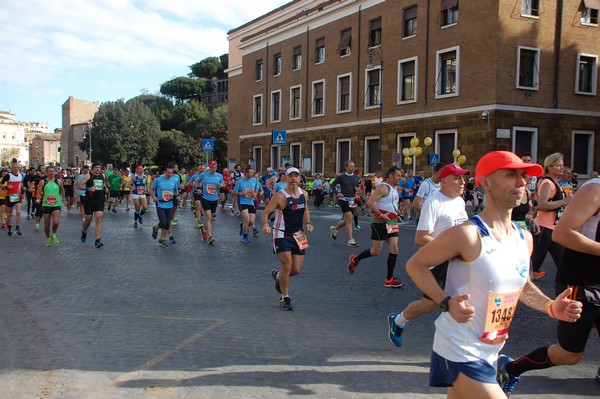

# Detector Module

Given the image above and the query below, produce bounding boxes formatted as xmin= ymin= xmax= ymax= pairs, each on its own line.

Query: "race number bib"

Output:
xmin=162 ymin=190 xmax=173 ymax=201
xmin=93 ymin=179 xmax=104 ymax=190
xmin=206 ymin=184 xmax=217 ymax=195
xmin=480 ymin=290 xmax=521 ymax=345
xmin=9 ymin=193 xmax=20 ymax=202
xmin=348 ymin=198 xmax=356 ymax=208
xmin=386 ymin=221 xmax=399 ymax=234
xmin=64 ymin=179 xmax=72 ymax=186
xmin=292 ymin=230 xmax=309 ymax=250
xmin=244 ymin=188 xmax=255 ymax=198
xmin=46 ymin=194 xmax=57 ymax=205
xmin=136 ymin=186 xmax=145 ymax=195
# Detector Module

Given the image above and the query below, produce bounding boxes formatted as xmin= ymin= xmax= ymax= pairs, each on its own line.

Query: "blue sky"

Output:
xmin=0 ymin=0 xmax=289 ymax=131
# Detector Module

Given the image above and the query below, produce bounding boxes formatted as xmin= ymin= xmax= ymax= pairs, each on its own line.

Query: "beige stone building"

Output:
xmin=61 ymin=96 xmax=99 ymax=167
xmin=227 ymin=0 xmax=600 ymax=177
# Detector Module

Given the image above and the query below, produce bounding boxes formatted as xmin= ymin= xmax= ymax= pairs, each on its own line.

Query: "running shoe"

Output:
xmin=152 ymin=225 xmax=158 ymax=240
xmin=197 ymin=222 xmax=204 ymax=229
xmin=46 ymin=238 xmax=52 ymax=247
xmin=158 ymin=239 xmax=168 ymax=248
xmin=94 ymin=239 xmax=104 ymax=248
xmin=330 ymin=226 xmax=337 ymax=240
xmin=533 ymin=271 xmax=547 ymax=279
xmin=126 ymin=207 xmax=130 ymax=211
xmin=200 ymin=227 xmax=207 ymax=242
xmin=138 ymin=215 xmax=143 ymax=225
xmin=387 ymin=313 xmax=404 ymax=347
xmin=51 ymin=233 xmax=59 ymax=244
xmin=112 ymin=208 xmax=117 ymax=213
xmin=7 ymin=227 xmax=12 ymax=236
xmin=15 ymin=227 xmax=22 ymax=236
xmin=347 ymin=254 xmax=358 ymax=274
xmin=171 ymin=219 xmax=177 ymax=226
xmin=133 ymin=221 xmax=138 ymax=228
xmin=252 ymin=227 xmax=259 ymax=236
xmin=279 ymin=297 xmax=293 ymax=311
xmin=242 ymin=235 xmax=251 ymax=244
xmin=1 ymin=222 xmax=5 ymax=228
xmin=347 ymin=239 xmax=358 ymax=248
xmin=271 ymin=269 xmax=281 ymax=293
xmin=497 ymin=355 xmax=521 ymax=396
xmin=595 ymin=367 xmax=600 ymax=383
xmin=235 ymin=211 xmax=241 ymax=217
xmin=27 ymin=215 xmax=31 ymax=220
xmin=354 ymin=225 xmax=363 ymax=231
xmin=221 ymin=207 xmax=225 ymax=213
xmin=140 ymin=208 xmax=146 ymax=216
xmin=230 ymin=209 xmax=234 ymax=216
xmin=208 ymin=235 xmax=215 ymax=245
xmin=34 ymin=224 xmax=40 ymax=231
xmin=384 ymin=277 xmax=404 ymax=288
xmin=239 ymin=222 xmax=243 ymax=236
xmin=80 ymin=231 xmax=87 ymax=243
xmin=169 ymin=235 xmax=176 ymax=244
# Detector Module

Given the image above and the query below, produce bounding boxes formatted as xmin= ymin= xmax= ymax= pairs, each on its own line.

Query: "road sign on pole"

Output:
xmin=201 ymin=139 xmax=215 ymax=152
xmin=392 ymin=152 xmax=401 ymax=163
xmin=428 ymin=153 xmax=440 ymax=165
xmin=272 ymin=130 xmax=287 ymax=146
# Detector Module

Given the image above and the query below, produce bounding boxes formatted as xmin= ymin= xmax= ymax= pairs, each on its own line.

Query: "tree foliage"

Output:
xmin=154 ymin=130 xmax=204 ymax=167
xmin=82 ymin=99 xmax=161 ymax=166
xmin=159 ymin=77 xmax=210 ymax=105
xmin=190 ymin=54 xmax=228 ymax=79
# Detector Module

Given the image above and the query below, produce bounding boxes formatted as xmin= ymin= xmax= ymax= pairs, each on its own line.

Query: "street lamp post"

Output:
xmin=367 ymin=44 xmax=383 ymax=171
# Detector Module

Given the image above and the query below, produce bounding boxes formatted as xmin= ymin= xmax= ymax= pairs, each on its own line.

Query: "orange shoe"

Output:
xmin=384 ymin=277 xmax=405 ymax=288
xmin=347 ymin=255 xmax=358 ymax=274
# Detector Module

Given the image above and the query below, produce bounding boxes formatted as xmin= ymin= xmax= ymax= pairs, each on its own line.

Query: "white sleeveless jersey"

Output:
xmin=433 ymin=216 xmax=529 ymax=366
xmin=374 ymin=182 xmax=399 ymax=215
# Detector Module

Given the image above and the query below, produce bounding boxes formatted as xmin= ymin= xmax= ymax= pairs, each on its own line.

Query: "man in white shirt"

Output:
xmin=413 ymin=163 xmax=445 ymax=213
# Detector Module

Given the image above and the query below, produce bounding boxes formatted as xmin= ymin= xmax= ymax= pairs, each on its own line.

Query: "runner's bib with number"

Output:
xmin=480 ymin=290 xmax=521 ymax=345
xmin=206 ymin=184 xmax=217 ymax=195
xmin=93 ymin=179 xmax=104 ymax=190
xmin=9 ymin=193 xmax=20 ymax=202
xmin=46 ymin=194 xmax=57 ymax=205
xmin=292 ymin=230 xmax=309 ymax=250
xmin=244 ymin=188 xmax=255 ymax=198
xmin=386 ymin=221 xmax=399 ymax=234
xmin=137 ymin=186 xmax=145 ymax=195
xmin=162 ymin=190 xmax=173 ymax=201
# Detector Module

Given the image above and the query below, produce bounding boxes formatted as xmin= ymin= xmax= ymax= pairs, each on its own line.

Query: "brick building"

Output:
xmin=227 ymin=0 xmax=599 ymax=177
xmin=61 ymin=96 xmax=99 ymax=167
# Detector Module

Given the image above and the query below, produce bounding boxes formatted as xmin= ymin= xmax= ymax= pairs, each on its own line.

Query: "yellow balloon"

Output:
xmin=409 ymin=147 xmax=417 ymax=156
xmin=415 ymin=147 xmax=423 ymax=157
xmin=452 ymin=149 xmax=461 ymax=158
xmin=404 ymin=156 xmax=413 ymax=165
xmin=424 ymin=137 xmax=432 ymax=147
xmin=402 ymin=147 xmax=410 ymax=157
xmin=410 ymin=137 xmax=419 ymax=148
xmin=457 ymin=155 xmax=467 ymax=165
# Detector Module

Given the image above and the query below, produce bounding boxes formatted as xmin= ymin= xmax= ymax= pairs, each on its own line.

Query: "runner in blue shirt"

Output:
xmin=197 ymin=160 xmax=224 ymax=244
xmin=149 ymin=163 xmax=179 ymax=247
xmin=233 ymin=166 xmax=263 ymax=244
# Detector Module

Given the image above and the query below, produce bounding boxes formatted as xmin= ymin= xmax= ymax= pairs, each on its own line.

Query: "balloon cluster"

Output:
xmin=452 ymin=149 xmax=467 ymax=165
xmin=401 ymin=136 xmax=432 ymax=165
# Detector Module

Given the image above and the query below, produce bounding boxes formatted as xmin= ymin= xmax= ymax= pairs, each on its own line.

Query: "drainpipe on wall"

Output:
xmin=305 ymin=27 xmax=310 ymax=124
xmin=553 ymin=0 xmax=563 ymax=108
xmin=356 ymin=5 xmax=362 ymax=117
xmin=424 ymin=0 xmax=431 ymax=106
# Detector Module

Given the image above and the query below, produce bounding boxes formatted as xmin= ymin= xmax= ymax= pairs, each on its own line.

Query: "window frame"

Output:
xmin=581 ymin=4 xmax=599 ymax=25
xmin=312 ymin=140 xmax=325 ymax=175
xmin=312 ymin=79 xmax=326 ymax=117
xmin=516 ymin=45 xmax=540 ymax=91
xmin=364 ymin=135 xmax=380 ymax=174
xmin=292 ymin=46 xmax=302 ymax=71
xmin=336 ymin=138 xmax=351 ymax=174
xmin=270 ymin=90 xmax=282 ymax=123
xmin=253 ymin=146 xmax=263 ymax=171
xmin=289 ymin=85 xmax=302 ymax=120
xmin=369 ymin=18 xmax=382 ymax=47
xmin=435 ymin=46 xmax=460 ymax=99
xmin=270 ymin=145 xmax=281 ymax=169
xmin=435 ymin=129 xmax=458 ymax=165
xmin=511 ymin=126 xmax=538 ymax=162
xmin=575 ymin=53 xmax=598 ymax=95
xmin=338 ymin=28 xmax=352 ymax=57
xmin=521 ymin=0 xmax=540 ymax=18
xmin=398 ymin=56 xmax=418 ymax=104
xmin=289 ymin=142 xmax=302 ymax=168
xmin=255 ymin=59 xmax=263 ymax=81
xmin=252 ymin=94 xmax=263 ymax=126
xmin=441 ymin=0 xmax=459 ymax=27
xmin=336 ymin=72 xmax=353 ymax=114
xmin=365 ymin=66 xmax=382 ymax=109
xmin=571 ymin=130 xmax=595 ymax=177
xmin=315 ymin=37 xmax=326 ymax=64
xmin=273 ymin=53 xmax=282 ymax=76
xmin=403 ymin=5 xmax=417 ymax=38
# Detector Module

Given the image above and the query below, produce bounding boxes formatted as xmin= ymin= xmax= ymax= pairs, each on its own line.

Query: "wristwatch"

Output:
xmin=438 ymin=296 xmax=451 ymax=312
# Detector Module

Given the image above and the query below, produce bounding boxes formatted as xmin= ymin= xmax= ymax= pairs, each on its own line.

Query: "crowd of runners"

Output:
xmin=0 ymin=151 xmax=597 ymax=398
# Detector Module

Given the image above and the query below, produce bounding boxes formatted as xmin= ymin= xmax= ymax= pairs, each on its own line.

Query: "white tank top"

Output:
xmin=374 ymin=182 xmax=399 ymax=216
xmin=433 ymin=216 xmax=529 ymax=366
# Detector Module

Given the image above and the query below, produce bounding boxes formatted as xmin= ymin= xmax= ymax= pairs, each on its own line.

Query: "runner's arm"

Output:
xmin=365 ymin=184 xmax=391 ymax=222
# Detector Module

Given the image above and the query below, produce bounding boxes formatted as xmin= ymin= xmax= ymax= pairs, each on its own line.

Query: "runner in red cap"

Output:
xmin=406 ymin=151 xmax=581 ymax=399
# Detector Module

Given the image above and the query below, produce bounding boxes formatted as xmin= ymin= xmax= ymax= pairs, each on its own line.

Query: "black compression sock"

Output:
xmin=506 ymin=347 xmax=554 ymax=376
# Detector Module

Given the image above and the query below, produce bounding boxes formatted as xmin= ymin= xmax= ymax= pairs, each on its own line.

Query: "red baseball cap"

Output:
xmin=208 ymin=160 xmax=218 ymax=167
xmin=440 ymin=164 xmax=470 ymax=179
xmin=475 ymin=151 xmax=543 ymax=187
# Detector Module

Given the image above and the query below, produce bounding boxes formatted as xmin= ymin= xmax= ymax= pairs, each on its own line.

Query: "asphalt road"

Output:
xmin=0 ymin=201 xmax=597 ymax=398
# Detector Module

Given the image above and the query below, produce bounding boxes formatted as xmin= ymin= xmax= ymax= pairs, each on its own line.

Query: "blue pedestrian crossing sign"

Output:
xmin=201 ymin=139 xmax=215 ymax=152
xmin=272 ymin=130 xmax=287 ymax=146
xmin=428 ymin=153 xmax=440 ymax=165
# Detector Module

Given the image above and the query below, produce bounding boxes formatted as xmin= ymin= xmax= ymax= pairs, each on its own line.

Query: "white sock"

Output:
xmin=394 ymin=311 xmax=409 ymax=328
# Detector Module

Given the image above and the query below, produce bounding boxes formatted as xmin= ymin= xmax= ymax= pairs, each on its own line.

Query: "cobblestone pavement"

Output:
xmin=0 ymin=201 xmax=597 ymax=398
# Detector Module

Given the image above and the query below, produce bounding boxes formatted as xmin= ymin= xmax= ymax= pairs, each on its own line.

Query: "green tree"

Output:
xmin=160 ymin=77 xmax=210 ymax=105
xmin=154 ymin=130 xmax=203 ymax=168
xmin=81 ymin=100 xmax=161 ymax=166
xmin=190 ymin=57 xmax=220 ymax=79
